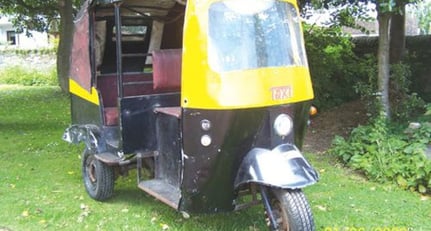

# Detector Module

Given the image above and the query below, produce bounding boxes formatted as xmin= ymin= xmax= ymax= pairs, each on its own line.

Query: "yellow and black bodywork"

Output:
xmin=63 ymin=0 xmax=318 ymax=228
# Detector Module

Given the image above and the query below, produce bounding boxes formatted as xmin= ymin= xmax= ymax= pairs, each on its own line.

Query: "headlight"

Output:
xmin=201 ymin=119 xmax=212 ymax=131
xmin=274 ymin=114 xmax=293 ymax=137
xmin=201 ymin=135 xmax=212 ymax=147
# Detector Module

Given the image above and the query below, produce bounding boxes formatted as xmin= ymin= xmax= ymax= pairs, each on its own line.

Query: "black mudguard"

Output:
xmin=234 ymin=144 xmax=319 ymax=189
xmin=62 ymin=124 xmax=105 ymax=152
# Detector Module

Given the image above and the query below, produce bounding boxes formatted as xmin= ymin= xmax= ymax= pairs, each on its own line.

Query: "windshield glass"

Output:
xmin=208 ymin=0 xmax=306 ymax=72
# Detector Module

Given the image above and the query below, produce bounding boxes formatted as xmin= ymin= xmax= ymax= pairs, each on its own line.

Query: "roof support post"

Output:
xmin=114 ymin=2 xmax=124 ymax=98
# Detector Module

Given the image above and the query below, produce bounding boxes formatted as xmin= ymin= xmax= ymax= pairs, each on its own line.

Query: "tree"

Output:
xmin=303 ymin=0 xmax=421 ymax=120
xmin=376 ymin=2 xmax=392 ymax=118
xmin=0 ymin=0 xmax=81 ymax=92
xmin=57 ymin=0 xmax=76 ymax=92
xmin=390 ymin=0 xmax=406 ymax=64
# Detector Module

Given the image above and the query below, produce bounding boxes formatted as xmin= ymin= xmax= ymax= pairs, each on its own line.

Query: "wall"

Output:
xmin=0 ymin=51 xmax=55 ymax=71
xmin=0 ymin=17 xmax=51 ymax=49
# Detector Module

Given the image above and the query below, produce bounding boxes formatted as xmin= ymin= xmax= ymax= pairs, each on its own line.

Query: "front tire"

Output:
xmin=265 ymin=188 xmax=315 ymax=231
xmin=82 ymin=149 xmax=115 ymax=201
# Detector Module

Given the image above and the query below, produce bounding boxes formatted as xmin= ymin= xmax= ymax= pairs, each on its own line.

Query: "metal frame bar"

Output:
xmin=114 ymin=2 xmax=124 ymax=98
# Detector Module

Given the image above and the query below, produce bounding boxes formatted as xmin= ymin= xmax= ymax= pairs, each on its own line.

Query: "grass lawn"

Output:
xmin=0 ymin=85 xmax=430 ymax=231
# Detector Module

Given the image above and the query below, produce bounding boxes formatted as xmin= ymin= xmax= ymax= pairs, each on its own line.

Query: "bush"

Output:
xmin=354 ymin=61 xmax=426 ymax=121
xmin=353 ymin=35 xmax=431 ymax=102
xmin=329 ymin=112 xmax=431 ymax=194
xmin=304 ymin=25 xmax=370 ymax=110
xmin=0 ymin=47 xmax=56 ymax=56
xmin=0 ymin=65 xmax=57 ymax=86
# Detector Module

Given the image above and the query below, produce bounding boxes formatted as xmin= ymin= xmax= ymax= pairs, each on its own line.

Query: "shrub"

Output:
xmin=354 ymin=61 xmax=426 ymax=121
xmin=304 ymin=25 xmax=370 ymax=110
xmin=329 ymin=112 xmax=431 ymax=194
xmin=0 ymin=47 xmax=56 ymax=56
xmin=0 ymin=65 xmax=57 ymax=86
xmin=353 ymin=35 xmax=431 ymax=103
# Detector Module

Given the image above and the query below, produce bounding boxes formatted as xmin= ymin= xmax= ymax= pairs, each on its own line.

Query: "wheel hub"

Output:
xmin=273 ymin=200 xmax=290 ymax=231
xmin=88 ymin=160 xmax=97 ymax=183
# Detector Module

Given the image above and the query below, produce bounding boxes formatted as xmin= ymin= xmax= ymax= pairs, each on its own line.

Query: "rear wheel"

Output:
xmin=264 ymin=188 xmax=315 ymax=231
xmin=82 ymin=149 xmax=115 ymax=201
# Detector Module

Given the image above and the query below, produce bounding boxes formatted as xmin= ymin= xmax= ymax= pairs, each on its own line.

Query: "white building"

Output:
xmin=0 ymin=17 xmax=51 ymax=49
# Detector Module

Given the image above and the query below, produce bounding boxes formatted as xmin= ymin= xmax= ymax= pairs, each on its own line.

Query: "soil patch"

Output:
xmin=303 ymin=100 xmax=368 ymax=154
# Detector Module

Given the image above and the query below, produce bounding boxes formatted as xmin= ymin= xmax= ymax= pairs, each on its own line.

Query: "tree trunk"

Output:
xmin=377 ymin=13 xmax=392 ymax=119
xmin=57 ymin=0 xmax=74 ymax=92
xmin=390 ymin=2 xmax=406 ymax=64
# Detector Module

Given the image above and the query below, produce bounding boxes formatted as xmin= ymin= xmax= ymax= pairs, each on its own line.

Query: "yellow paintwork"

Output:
xmin=181 ymin=0 xmax=313 ymax=109
xmin=182 ymin=66 xmax=313 ymax=109
xmin=69 ymin=79 xmax=100 ymax=106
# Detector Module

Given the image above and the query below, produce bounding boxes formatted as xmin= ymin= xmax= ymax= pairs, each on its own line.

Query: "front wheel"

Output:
xmin=263 ymin=188 xmax=315 ymax=231
xmin=82 ymin=149 xmax=115 ymax=201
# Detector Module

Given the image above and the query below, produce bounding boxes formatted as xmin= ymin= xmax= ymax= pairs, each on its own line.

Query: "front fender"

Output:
xmin=234 ymin=144 xmax=319 ymax=189
xmin=62 ymin=124 xmax=103 ymax=152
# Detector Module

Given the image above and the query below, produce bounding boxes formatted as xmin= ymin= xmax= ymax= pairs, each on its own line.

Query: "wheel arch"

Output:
xmin=62 ymin=124 xmax=106 ymax=153
xmin=234 ymin=144 xmax=319 ymax=190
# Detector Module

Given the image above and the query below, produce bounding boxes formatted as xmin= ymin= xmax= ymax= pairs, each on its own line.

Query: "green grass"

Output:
xmin=0 ymin=85 xmax=430 ymax=231
xmin=0 ymin=66 xmax=57 ymax=86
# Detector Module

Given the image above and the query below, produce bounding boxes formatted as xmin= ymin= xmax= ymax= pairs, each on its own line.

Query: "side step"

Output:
xmin=138 ymin=179 xmax=181 ymax=209
xmin=95 ymin=150 xmax=157 ymax=166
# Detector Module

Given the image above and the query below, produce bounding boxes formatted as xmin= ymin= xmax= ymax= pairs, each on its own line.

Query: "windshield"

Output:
xmin=208 ymin=0 xmax=307 ymax=72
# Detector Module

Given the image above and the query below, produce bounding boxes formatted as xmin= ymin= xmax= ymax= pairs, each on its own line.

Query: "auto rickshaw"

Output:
xmin=63 ymin=0 xmax=319 ymax=230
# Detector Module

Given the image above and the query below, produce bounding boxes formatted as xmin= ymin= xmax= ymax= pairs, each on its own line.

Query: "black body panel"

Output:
xmin=155 ymin=112 xmax=181 ymax=187
xmin=120 ymin=93 xmax=180 ymax=154
xmin=70 ymin=95 xmax=103 ymax=126
xmin=178 ymin=101 xmax=311 ymax=213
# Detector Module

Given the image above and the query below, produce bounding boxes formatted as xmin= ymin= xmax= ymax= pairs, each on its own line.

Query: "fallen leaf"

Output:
xmin=181 ymin=211 xmax=190 ymax=219
xmin=21 ymin=210 xmax=29 ymax=217
xmin=420 ymin=195 xmax=430 ymax=201
xmin=36 ymin=208 xmax=43 ymax=214
xmin=316 ymin=205 xmax=327 ymax=211
xmin=418 ymin=185 xmax=427 ymax=194
xmin=161 ymin=224 xmax=169 ymax=230
xmin=80 ymin=203 xmax=88 ymax=210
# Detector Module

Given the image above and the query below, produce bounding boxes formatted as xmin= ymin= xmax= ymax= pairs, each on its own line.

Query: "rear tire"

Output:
xmin=265 ymin=188 xmax=315 ymax=231
xmin=82 ymin=149 xmax=115 ymax=201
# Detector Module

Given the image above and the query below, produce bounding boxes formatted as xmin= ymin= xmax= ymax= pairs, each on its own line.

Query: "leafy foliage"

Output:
xmin=0 ymin=0 xmax=82 ymax=92
xmin=0 ymin=65 xmax=57 ymax=86
xmin=308 ymin=0 xmax=422 ymax=120
xmin=0 ymin=1 xmax=58 ymax=34
xmin=406 ymin=35 xmax=431 ymax=102
xmin=389 ymin=63 xmax=426 ymax=121
xmin=304 ymin=25 xmax=369 ymax=109
xmin=354 ymin=60 xmax=426 ymax=121
xmin=330 ymin=113 xmax=431 ymax=194
xmin=0 ymin=0 xmax=81 ymax=33
xmin=415 ymin=1 xmax=431 ymax=34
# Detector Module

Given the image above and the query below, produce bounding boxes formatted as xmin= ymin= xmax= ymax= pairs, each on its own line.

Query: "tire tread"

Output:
xmin=273 ymin=189 xmax=315 ymax=231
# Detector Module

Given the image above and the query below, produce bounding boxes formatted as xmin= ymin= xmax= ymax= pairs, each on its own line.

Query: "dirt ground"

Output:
xmin=303 ymin=100 xmax=368 ymax=154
